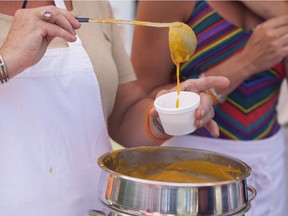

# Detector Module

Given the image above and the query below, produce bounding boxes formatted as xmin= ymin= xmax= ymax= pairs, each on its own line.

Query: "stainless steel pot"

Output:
xmin=97 ymin=146 xmax=256 ymax=216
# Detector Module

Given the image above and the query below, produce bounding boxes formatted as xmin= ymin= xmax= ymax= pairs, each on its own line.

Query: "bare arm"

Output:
xmin=241 ymin=1 xmax=288 ymax=86
xmin=205 ymin=15 xmax=288 ymax=97
xmin=131 ymin=1 xmax=196 ymax=97
xmin=241 ymin=1 xmax=288 ymax=19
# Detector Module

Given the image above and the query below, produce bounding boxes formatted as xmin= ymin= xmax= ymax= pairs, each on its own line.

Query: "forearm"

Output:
xmin=0 ymin=49 xmax=20 ymax=79
xmin=110 ymin=99 xmax=170 ymax=148
xmin=202 ymin=51 xmax=255 ymax=98
xmin=108 ymin=83 xmax=171 ymax=148
xmin=242 ymin=1 xmax=288 ymax=19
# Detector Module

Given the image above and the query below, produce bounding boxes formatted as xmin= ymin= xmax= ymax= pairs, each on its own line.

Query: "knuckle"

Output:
xmin=14 ymin=9 xmax=23 ymax=17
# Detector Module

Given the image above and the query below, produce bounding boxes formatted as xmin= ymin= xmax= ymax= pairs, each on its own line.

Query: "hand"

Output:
xmin=0 ymin=5 xmax=80 ymax=77
xmin=241 ymin=15 xmax=288 ymax=76
xmin=151 ymin=76 xmax=230 ymax=137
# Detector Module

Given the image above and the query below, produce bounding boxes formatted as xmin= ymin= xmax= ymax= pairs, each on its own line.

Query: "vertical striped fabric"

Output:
xmin=175 ymin=1 xmax=286 ymax=140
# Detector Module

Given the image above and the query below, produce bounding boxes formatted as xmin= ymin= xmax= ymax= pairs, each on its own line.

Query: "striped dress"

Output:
xmin=175 ymin=0 xmax=286 ymax=140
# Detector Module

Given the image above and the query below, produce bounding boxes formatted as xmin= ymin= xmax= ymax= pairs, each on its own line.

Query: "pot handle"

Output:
xmin=247 ymin=185 xmax=257 ymax=201
xmin=88 ymin=210 xmax=106 ymax=216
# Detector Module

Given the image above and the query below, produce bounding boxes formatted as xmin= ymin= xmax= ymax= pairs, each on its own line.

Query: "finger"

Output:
xmin=263 ymin=15 xmax=288 ymax=29
xmin=195 ymin=106 xmax=214 ymax=127
xmin=195 ymin=91 xmax=213 ymax=119
xmin=273 ymin=25 xmax=288 ymax=39
xmin=40 ymin=9 xmax=53 ymax=21
xmin=276 ymin=33 xmax=288 ymax=48
xmin=52 ymin=8 xmax=80 ymax=34
xmin=40 ymin=22 xmax=77 ymax=42
xmin=40 ymin=6 xmax=80 ymax=35
xmin=281 ymin=46 xmax=288 ymax=57
xmin=203 ymin=120 xmax=220 ymax=137
xmin=181 ymin=76 xmax=230 ymax=93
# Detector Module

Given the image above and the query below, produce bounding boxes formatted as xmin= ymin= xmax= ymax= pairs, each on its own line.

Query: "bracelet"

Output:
xmin=205 ymin=89 xmax=219 ymax=105
xmin=145 ymin=104 xmax=172 ymax=143
xmin=0 ymin=55 xmax=9 ymax=83
xmin=199 ymin=73 xmax=225 ymax=105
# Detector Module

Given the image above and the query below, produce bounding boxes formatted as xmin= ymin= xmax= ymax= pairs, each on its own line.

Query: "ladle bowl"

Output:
xmin=169 ymin=22 xmax=197 ymax=64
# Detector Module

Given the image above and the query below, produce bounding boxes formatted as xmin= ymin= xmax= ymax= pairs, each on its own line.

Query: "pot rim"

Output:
xmin=97 ymin=146 xmax=252 ymax=186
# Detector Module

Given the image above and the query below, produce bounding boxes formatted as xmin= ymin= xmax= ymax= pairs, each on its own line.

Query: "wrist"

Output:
xmin=0 ymin=48 xmax=21 ymax=79
xmin=146 ymin=104 xmax=172 ymax=143
xmin=239 ymin=50 xmax=260 ymax=77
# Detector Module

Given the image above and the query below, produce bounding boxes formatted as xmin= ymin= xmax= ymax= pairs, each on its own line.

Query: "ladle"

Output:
xmin=76 ymin=18 xmax=197 ymax=63
xmin=77 ymin=18 xmax=197 ymax=107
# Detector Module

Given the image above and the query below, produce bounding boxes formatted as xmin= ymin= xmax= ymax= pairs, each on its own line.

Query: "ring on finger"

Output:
xmin=41 ymin=9 xmax=53 ymax=21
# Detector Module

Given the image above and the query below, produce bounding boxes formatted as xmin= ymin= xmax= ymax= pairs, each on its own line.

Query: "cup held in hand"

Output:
xmin=154 ymin=91 xmax=200 ymax=136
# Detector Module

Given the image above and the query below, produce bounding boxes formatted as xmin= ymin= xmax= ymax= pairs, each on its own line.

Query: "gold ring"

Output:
xmin=41 ymin=9 xmax=53 ymax=21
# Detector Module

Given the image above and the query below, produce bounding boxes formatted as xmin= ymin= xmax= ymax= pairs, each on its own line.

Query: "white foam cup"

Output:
xmin=154 ymin=91 xmax=200 ymax=136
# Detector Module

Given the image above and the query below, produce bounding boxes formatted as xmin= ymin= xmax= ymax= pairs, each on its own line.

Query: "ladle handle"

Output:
xmin=76 ymin=17 xmax=172 ymax=28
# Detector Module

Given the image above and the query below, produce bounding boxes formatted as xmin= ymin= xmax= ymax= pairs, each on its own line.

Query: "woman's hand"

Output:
xmin=241 ymin=15 xmax=288 ymax=76
xmin=0 ymin=5 xmax=80 ymax=78
xmin=151 ymin=76 xmax=230 ymax=137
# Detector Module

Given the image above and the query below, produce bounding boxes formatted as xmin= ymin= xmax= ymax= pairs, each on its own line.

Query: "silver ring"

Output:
xmin=41 ymin=9 xmax=53 ymax=21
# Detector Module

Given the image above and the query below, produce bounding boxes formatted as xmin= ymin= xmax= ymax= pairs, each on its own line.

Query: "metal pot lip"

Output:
xmin=100 ymin=170 xmax=250 ymax=187
xmin=98 ymin=146 xmax=252 ymax=186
